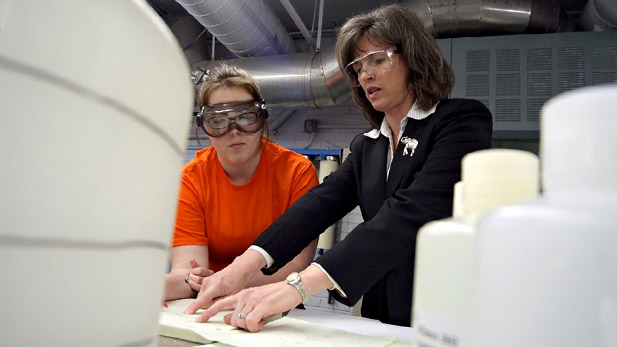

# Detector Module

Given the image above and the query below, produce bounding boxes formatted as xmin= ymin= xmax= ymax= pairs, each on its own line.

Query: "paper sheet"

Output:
xmin=287 ymin=307 xmax=413 ymax=341
xmin=159 ymin=299 xmax=397 ymax=347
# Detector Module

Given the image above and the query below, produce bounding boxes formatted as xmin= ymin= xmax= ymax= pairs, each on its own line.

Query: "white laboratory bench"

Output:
xmin=158 ymin=304 xmax=413 ymax=346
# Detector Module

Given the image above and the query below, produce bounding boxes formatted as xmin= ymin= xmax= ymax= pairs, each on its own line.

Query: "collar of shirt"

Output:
xmin=363 ymin=101 xmax=439 ymax=178
xmin=363 ymin=101 xmax=438 ymax=140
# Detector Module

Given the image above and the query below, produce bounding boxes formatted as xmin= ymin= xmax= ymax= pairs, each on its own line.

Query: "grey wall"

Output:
xmin=182 ymin=29 xmax=617 ymax=314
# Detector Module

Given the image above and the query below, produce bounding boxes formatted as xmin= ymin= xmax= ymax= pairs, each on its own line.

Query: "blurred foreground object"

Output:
xmin=472 ymin=83 xmax=617 ymax=347
xmin=0 ymin=0 xmax=193 ymax=345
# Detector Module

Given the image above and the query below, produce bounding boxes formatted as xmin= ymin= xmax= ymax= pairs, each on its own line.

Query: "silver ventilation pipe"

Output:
xmin=580 ymin=0 xmax=617 ymax=31
xmin=189 ymin=0 xmax=569 ymax=108
xmin=404 ymin=0 xmax=569 ymax=37
xmin=193 ymin=44 xmax=352 ymax=108
xmin=175 ymin=0 xmax=296 ymax=57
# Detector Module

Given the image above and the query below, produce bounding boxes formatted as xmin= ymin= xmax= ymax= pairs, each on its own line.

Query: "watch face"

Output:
xmin=286 ymin=272 xmax=299 ymax=282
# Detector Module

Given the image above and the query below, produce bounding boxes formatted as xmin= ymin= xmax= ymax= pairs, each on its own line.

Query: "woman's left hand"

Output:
xmin=194 ymin=281 xmax=302 ymax=332
xmin=186 ymin=259 xmax=215 ymax=293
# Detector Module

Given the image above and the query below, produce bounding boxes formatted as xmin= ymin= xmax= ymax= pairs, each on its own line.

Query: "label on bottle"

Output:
xmin=412 ymin=310 xmax=470 ymax=347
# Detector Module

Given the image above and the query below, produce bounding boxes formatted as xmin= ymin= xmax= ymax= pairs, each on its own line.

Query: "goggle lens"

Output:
xmin=344 ymin=48 xmax=399 ymax=87
xmin=197 ymin=100 xmax=267 ymax=138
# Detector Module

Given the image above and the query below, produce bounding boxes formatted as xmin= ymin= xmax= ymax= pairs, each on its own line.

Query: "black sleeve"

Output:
xmin=252 ymin=134 xmax=365 ymax=273
xmin=317 ymin=100 xmax=493 ymax=305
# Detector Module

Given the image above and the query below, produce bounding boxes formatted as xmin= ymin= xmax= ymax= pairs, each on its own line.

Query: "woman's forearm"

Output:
xmin=163 ymin=271 xmax=196 ymax=301
xmin=246 ymin=239 xmax=318 ymax=287
xmin=300 ymin=264 xmax=335 ymax=297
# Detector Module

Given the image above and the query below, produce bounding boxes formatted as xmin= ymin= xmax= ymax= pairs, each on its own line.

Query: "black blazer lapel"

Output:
xmin=361 ymin=135 xmax=388 ymax=218
xmin=386 ymin=120 xmax=426 ymax=197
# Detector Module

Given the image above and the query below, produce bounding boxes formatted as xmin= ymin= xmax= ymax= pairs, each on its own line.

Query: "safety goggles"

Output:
xmin=196 ymin=100 xmax=268 ymax=138
xmin=343 ymin=48 xmax=400 ymax=87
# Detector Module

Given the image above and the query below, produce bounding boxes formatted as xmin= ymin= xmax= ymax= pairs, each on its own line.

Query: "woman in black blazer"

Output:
xmin=185 ymin=4 xmax=493 ymax=330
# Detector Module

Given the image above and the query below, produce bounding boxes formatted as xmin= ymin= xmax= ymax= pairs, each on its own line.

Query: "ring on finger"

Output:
xmin=238 ymin=312 xmax=247 ymax=319
xmin=185 ymin=272 xmax=190 ymax=284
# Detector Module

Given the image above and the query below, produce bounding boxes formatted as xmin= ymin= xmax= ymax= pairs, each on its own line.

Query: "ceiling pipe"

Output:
xmin=403 ymin=0 xmax=569 ymax=37
xmin=316 ymin=0 xmax=325 ymax=52
xmin=193 ymin=44 xmax=351 ymax=108
xmin=175 ymin=0 xmax=296 ymax=57
xmin=580 ymin=0 xmax=617 ymax=31
xmin=270 ymin=108 xmax=296 ymax=135
xmin=189 ymin=0 xmax=568 ymax=108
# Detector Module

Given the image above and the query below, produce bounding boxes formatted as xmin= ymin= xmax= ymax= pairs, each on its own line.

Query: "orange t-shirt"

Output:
xmin=172 ymin=140 xmax=319 ymax=272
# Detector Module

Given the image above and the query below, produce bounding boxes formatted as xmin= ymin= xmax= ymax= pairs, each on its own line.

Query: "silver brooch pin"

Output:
xmin=401 ymin=137 xmax=418 ymax=156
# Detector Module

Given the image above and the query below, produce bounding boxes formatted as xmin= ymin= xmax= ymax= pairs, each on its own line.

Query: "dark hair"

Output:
xmin=336 ymin=4 xmax=455 ymax=129
xmin=195 ymin=63 xmax=271 ymax=145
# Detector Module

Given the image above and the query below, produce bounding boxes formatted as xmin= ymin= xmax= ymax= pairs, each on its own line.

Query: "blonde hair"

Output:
xmin=196 ymin=63 xmax=271 ymax=143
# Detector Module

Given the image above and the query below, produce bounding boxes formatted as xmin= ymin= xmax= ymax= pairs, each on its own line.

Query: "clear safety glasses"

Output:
xmin=196 ymin=100 xmax=268 ymax=138
xmin=343 ymin=48 xmax=400 ymax=87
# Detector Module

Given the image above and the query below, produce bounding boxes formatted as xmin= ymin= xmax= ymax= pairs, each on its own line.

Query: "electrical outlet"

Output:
xmin=304 ymin=119 xmax=318 ymax=133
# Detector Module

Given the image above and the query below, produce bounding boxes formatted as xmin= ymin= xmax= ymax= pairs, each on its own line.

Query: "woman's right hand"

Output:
xmin=184 ymin=249 xmax=266 ymax=314
xmin=185 ymin=259 xmax=215 ymax=293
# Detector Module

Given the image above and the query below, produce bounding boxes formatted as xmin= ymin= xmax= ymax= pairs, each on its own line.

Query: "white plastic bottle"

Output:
xmin=471 ymin=84 xmax=617 ymax=347
xmin=412 ymin=149 xmax=540 ymax=347
xmin=0 ymin=1 xmax=193 ymax=346
xmin=317 ymin=155 xmax=340 ymax=250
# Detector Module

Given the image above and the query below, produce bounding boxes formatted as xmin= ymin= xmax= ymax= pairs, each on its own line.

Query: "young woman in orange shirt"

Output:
xmin=163 ymin=63 xmax=319 ymax=302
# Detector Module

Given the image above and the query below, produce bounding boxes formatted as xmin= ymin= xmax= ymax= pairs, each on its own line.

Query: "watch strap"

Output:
xmin=287 ymin=273 xmax=308 ymax=303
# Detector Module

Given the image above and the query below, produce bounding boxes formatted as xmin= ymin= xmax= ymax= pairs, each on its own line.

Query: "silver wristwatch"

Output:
xmin=286 ymin=272 xmax=308 ymax=303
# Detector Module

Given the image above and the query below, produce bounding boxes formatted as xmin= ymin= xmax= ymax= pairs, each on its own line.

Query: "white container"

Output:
xmin=317 ymin=156 xmax=339 ymax=250
xmin=472 ymin=84 xmax=617 ymax=347
xmin=0 ymin=1 xmax=193 ymax=345
xmin=412 ymin=149 xmax=539 ymax=347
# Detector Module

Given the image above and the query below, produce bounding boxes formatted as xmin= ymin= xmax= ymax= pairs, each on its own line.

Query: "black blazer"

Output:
xmin=254 ymin=98 xmax=493 ymax=326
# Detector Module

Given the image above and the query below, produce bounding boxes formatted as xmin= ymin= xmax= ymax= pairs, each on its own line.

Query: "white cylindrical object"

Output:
xmin=412 ymin=149 xmax=540 ymax=347
xmin=462 ymin=149 xmax=539 ymax=216
xmin=316 ymin=156 xmax=339 ymax=250
xmin=473 ymin=192 xmax=617 ymax=347
xmin=472 ymin=84 xmax=617 ymax=347
xmin=413 ymin=218 xmax=475 ymax=347
xmin=541 ymin=83 xmax=617 ymax=193
xmin=0 ymin=1 xmax=193 ymax=346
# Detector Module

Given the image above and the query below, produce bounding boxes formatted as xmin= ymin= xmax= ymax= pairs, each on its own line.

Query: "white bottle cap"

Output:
xmin=462 ymin=149 xmax=540 ymax=216
xmin=541 ymin=84 xmax=617 ymax=192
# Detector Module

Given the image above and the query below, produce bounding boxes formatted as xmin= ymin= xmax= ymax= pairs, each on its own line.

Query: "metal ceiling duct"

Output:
xmin=404 ymin=0 xmax=569 ymax=37
xmin=193 ymin=44 xmax=351 ymax=108
xmin=580 ymin=0 xmax=617 ymax=31
xmin=187 ymin=0 xmax=569 ymax=108
xmin=175 ymin=0 xmax=296 ymax=57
